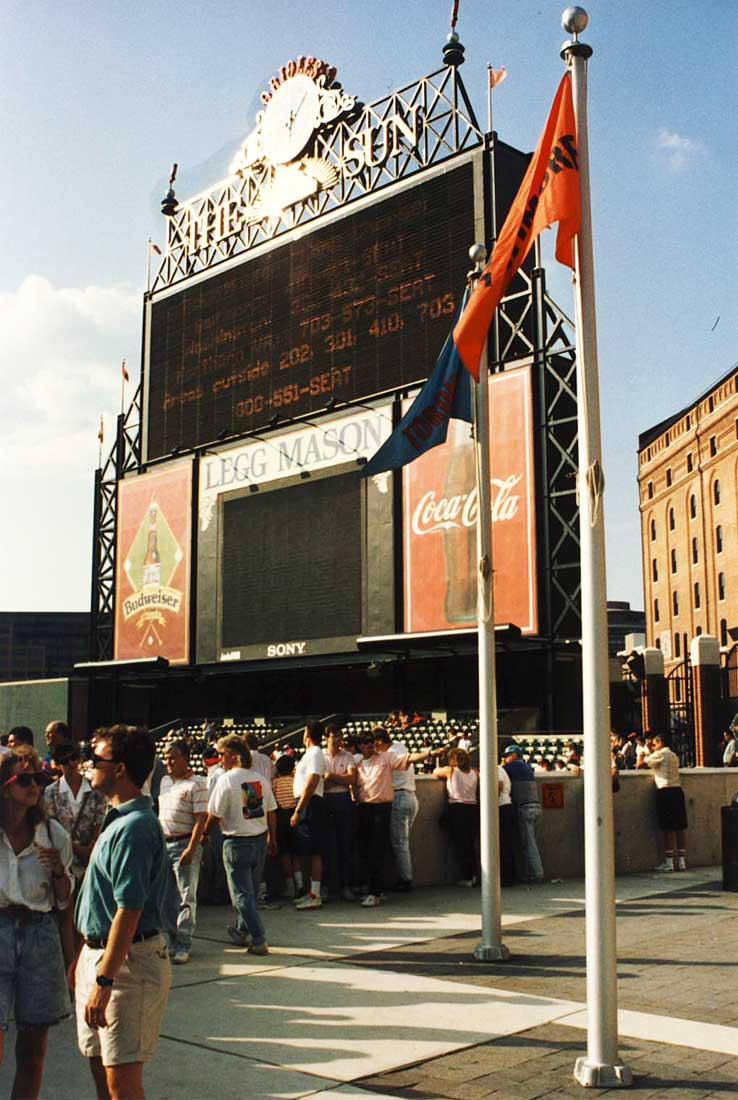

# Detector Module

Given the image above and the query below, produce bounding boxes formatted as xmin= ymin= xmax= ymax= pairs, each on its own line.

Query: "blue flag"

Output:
xmin=360 ymin=293 xmax=472 ymax=479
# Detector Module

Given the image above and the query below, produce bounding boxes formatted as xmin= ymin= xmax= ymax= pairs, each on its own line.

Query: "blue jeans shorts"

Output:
xmin=0 ymin=910 xmax=70 ymax=1030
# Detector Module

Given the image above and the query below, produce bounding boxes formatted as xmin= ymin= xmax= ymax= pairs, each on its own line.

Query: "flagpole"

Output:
xmin=120 ymin=359 xmax=126 ymax=416
xmin=487 ymin=64 xmax=494 ymax=133
xmin=560 ymin=8 xmax=632 ymax=1087
xmin=469 ymin=244 xmax=509 ymax=963
xmin=147 ymin=238 xmax=153 ymax=295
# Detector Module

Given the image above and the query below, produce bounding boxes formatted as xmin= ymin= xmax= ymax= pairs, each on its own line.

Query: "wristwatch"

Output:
xmin=96 ymin=974 xmax=114 ymax=988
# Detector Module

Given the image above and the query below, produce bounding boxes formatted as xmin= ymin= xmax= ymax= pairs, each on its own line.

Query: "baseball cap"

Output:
xmin=202 ymin=743 xmax=220 ymax=765
xmin=502 ymin=744 xmax=522 ymax=757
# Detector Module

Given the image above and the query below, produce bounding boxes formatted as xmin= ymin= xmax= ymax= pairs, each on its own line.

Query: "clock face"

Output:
xmin=261 ymin=75 xmax=320 ymax=165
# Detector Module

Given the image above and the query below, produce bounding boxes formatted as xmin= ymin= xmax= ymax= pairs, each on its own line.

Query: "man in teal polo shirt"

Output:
xmin=71 ymin=725 xmax=171 ymax=1100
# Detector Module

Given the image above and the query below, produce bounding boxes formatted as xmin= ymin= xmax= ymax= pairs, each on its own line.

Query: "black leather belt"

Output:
xmin=84 ymin=929 xmax=159 ymax=949
xmin=0 ymin=905 xmax=45 ymax=924
xmin=164 ymin=833 xmax=192 ymax=842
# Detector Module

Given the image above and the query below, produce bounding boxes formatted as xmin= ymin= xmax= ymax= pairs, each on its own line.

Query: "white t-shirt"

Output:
xmin=390 ymin=741 xmax=416 ymax=793
xmin=159 ymin=773 xmax=208 ymax=837
xmin=208 ymin=767 xmax=277 ymax=836
xmin=447 ymin=767 xmax=478 ymax=804
xmin=250 ymin=750 xmax=275 ymax=781
xmin=645 ymin=747 xmax=681 ymax=789
xmin=294 ymin=745 xmax=326 ymax=799
xmin=498 ymin=765 xmax=512 ymax=807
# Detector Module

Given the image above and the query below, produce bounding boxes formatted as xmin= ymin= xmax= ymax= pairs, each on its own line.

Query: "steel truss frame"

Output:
xmin=152 ymin=66 xmax=482 ymax=292
xmin=89 ymin=385 xmax=141 ymax=661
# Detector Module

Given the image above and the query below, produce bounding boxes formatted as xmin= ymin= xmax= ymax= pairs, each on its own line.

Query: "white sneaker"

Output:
xmin=295 ymin=892 xmax=322 ymax=910
xmin=676 ymin=855 xmax=687 ymax=871
xmin=654 ymin=859 xmax=675 ymax=873
xmin=360 ymin=893 xmax=383 ymax=908
xmin=173 ymin=948 xmax=190 ymax=965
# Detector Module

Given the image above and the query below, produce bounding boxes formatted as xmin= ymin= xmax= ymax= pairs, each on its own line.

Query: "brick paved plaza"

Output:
xmin=4 ymin=868 xmax=737 ymax=1099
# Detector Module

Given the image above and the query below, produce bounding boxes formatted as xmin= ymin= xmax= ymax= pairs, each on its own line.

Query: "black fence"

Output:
xmin=667 ymin=657 xmax=695 ymax=768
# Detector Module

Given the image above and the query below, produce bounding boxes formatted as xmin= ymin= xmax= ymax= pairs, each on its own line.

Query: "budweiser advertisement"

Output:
xmin=114 ymin=463 xmax=192 ymax=664
xmin=403 ymin=364 xmax=538 ymax=634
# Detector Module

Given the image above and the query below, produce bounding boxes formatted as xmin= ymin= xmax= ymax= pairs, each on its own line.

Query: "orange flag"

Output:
xmin=454 ymin=72 xmax=580 ymax=380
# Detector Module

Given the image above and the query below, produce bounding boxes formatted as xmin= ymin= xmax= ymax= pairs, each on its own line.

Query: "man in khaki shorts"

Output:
xmin=71 ymin=725 xmax=172 ymax=1100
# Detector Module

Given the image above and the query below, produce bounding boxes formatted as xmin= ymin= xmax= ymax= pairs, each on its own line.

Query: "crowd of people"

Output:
xmin=0 ymin=711 xmax=711 ymax=1098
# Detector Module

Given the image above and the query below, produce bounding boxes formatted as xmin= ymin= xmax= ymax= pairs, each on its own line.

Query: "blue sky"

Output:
xmin=1 ymin=0 xmax=736 ymax=613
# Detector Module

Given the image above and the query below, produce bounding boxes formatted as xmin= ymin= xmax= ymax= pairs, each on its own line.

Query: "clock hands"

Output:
xmin=287 ymin=91 xmax=309 ymax=135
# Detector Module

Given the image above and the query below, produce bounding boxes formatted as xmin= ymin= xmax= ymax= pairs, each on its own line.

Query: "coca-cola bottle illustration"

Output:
xmin=142 ymin=503 xmax=162 ymax=588
xmin=444 ymin=420 xmax=477 ymax=623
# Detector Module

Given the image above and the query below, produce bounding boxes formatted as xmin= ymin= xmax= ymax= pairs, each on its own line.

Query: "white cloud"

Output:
xmin=0 ymin=276 xmax=142 ymax=610
xmin=656 ymin=129 xmax=703 ymax=173
xmin=0 ymin=275 xmax=141 ymax=470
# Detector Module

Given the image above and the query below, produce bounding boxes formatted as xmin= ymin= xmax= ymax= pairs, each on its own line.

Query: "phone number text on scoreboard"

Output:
xmin=146 ymin=163 xmax=475 ymax=459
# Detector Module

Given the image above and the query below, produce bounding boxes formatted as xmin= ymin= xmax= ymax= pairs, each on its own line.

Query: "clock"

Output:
xmin=260 ymin=74 xmax=321 ymax=165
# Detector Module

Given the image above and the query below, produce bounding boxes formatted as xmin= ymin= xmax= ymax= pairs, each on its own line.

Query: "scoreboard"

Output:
xmin=146 ymin=161 xmax=477 ymax=459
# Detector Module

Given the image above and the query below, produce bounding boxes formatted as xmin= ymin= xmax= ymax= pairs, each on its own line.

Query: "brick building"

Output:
xmin=638 ymin=363 xmax=738 ymax=665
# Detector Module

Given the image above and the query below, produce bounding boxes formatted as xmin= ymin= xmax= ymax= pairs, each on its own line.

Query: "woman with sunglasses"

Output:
xmin=44 ymin=740 xmax=106 ymax=885
xmin=0 ymin=751 xmax=74 ymax=1099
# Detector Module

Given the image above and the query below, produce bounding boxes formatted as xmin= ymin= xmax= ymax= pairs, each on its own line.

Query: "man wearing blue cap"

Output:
xmin=502 ymin=744 xmax=544 ymax=883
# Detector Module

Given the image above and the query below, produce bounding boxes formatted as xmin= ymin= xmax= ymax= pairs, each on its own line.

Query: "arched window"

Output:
xmin=654 ymin=598 xmax=660 ymax=623
xmin=696 ymin=625 xmax=703 ymax=636
xmin=650 ymin=518 xmax=656 ymax=541
xmin=692 ymin=536 xmax=699 ymax=564
xmin=671 ymin=548 xmax=677 ymax=573
xmin=673 ymin=591 xmax=679 ymax=615
xmin=689 ymin=494 xmax=696 ymax=519
xmin=721 ymin=619 xmax=728 ymax=647
xmin=652 ymin=559 xmax=658 ymax=582
xmin=714 ymin=479 xmax=721 ymax=505
xmin=674 ymin=632 xmax=681 ymax=657
xmin=694 ymin=582 xmax=701 ymax=609
xmin=719 ymin=572 xmax=726 ymax=600
xmin=669 ymin=507 xmax=676 ymax=531
xmin=716 ymin=525 xmax=723 ymax=553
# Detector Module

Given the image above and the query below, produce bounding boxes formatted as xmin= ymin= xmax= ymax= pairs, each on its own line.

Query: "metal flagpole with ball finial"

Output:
xmin=559 ymin=7 xmax=633 ymax=1088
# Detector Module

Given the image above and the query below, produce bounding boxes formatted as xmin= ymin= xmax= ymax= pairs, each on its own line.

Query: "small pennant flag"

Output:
xmin=454 ymin=72 xmax=580 ymax=380
xmin=488 ymin=66 xmax=507 ymax=89
xmin=121 ymin=358 xmax=130 ymax=382
xmin=97 ymin=415 xmax=104 ymax=445
xmin=149 ymin=239 xmax=162 ymax=256
xmin=360 ymin=292 xmax=471 ymax=478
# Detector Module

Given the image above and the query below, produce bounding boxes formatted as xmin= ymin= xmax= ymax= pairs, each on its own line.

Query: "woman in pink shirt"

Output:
xmin=354 ymin=728 xmax=439 ymax=907
xmin=434 ymin=749 xmax=479 ymax=886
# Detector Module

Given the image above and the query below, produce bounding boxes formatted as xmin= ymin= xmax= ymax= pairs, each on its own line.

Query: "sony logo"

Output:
xmin=266 ymin=641 xmax=308 ymax=658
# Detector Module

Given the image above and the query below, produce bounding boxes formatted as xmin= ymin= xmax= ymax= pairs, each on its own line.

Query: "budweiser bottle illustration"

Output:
xmin=443 ymin=420 xmax=477 ymax=623
xmin=142 ymin=503 xmax=162 ymax=588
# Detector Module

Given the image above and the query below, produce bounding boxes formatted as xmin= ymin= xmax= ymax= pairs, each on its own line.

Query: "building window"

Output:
xmin=671 ymin=548 xmax=677 ymax=573
xmin=710 ymin=435 xmax=718 ymax=456
xmin=714 ymin=479 xmax=721 ymax=505
xmin=652 ymin=558 xmax=658 ymax=582
xmin=716 ymin=525 xmax=723 ymax=553
xmin=686 ymin=414 xmax=691 ymax=428
xmin=719 ymin=572 xmax=726 ymax=600
xmin=692 ymin=536 xmax=699 ymax=564
xmin=694 ymin=582 xmax=701 ymax=609
xmin=696 ymin=625 xmax=703 ymax=636
xmin=673 ymin=591 xmax=679 ymax=616
xmin=687 ymin=452 xmax=694 ymax=472
xmin=674 ymin=632 xmax=681 ymax=657
xmin=721 ymin=619 xmax=728 ymax=647
xmin=666 ymin=467 xmax=672 ymax=486
xmin=654 ymin=598 xmax=660 ymax=623
xmin=650 ymin=518 xmax=656 ymax=541
xmin=675 ymin=679 xmax=682 ymax=702
xmin=689 ymin=494 xmax=696 ymax=519
xmin=648 ymin=480 xmax=654 ymax=500
xmin=669 ymin=507 xmax=675 ymax=531
xmin=709 ymin=396 xmax=715 ymax=412
xmin=735 ymin=417 xmax=738 ymax=439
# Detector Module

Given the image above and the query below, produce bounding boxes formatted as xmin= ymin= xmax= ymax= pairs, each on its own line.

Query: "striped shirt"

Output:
xmin=273 ymin=774 xmax=297 ymax=809
xmin=158 ymin=773 xmax=208 ymax=837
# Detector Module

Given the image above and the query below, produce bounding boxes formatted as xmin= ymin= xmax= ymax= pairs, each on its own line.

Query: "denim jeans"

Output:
xmin=165 ymin=838 xmax=203 ymax=950
xmin=390 ymin=790 xmax=419 ymax=882
xmin=324 ymin=792 xmax=355 ymax=890
xmin=222 ymin=834 xmax=267 ymax=946
xmin=517 ymin=802 xmax=544 ymax=882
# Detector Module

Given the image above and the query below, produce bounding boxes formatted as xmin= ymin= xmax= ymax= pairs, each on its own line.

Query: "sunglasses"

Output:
xmin=91 ymin=754 xmax=117 ymax=768
xmin=4 ymin=773 xmax=40 ymax=789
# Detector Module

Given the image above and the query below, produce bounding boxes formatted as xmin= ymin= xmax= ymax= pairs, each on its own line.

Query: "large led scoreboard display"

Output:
xmin=147 ymin=163 xmax=476 ymax=459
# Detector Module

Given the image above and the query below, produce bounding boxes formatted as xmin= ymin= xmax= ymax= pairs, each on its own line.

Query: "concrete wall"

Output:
xmin=0 ymin=678 xmax=68 ymax=742
xmin=409 ymin=770 xmax=738 ymax=885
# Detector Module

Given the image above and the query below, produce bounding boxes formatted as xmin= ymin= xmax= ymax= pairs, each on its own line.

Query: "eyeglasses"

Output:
xmin=3 ymin=773 xmax=40 ymax=789
xmin=91 ymin=754 xmax=116 ymax=768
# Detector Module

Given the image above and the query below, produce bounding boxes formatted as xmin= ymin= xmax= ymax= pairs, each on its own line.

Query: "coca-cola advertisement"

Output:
xmin=114 ymin=463 xmax=192 ymax=664
xmin=402 ymin=364 xmax=538 ymax=634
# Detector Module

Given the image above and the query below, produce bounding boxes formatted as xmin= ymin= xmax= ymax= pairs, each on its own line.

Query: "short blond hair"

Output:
xmin=215 ymin=734 xmax=251 ymax=768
